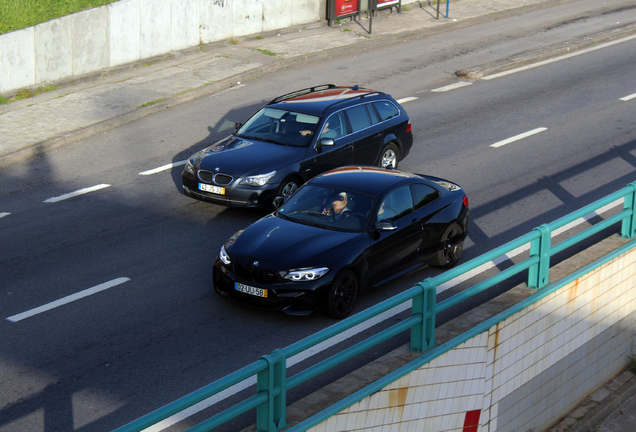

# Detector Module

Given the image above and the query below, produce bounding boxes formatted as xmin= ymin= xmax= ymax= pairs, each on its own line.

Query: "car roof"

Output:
xmin=266 ymin=84 xmax=392 ymax=117
xmin=309 ymin=166 xmax=422 ymax=196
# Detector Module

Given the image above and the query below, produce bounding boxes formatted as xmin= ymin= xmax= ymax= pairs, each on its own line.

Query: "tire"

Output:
xmin=278 ymin=177 xmax=301 ymax=198
xmin=432 ymin=223 xmax=464 ymax=268
xmin=378 ymin=143 xmax=399 ymax=169
xmin=326 ymin=270 xmax=359 ymax=319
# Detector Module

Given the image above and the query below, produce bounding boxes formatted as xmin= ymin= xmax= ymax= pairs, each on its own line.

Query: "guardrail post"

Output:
xmin=528 ymin=224 xmax=551 ymax=289
xmin=256 ymin=349 xmax=287 ymax=432
xmin=621 ymin=182 xmax=636 ymax=239
xmin=411 ymin=278 xmax=436 ymax=352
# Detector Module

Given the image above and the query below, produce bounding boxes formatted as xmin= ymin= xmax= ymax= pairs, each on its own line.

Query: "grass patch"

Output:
xmin=628 ymin=355 xmax=636 ymax=374
xmin=252 ymin=35 xmax=264 ymax=40
xmin=138 ymin=98 xmax=167 ymax=108
xmin=229 ymin=37 xmax=239 ymax=45
xmin=0 ymin=0 xmax=119 ymax=35
xmin=256 ymin=49 xmax=276 ymax=56
xmin=4 ymin=84 xmax=57 ymax=103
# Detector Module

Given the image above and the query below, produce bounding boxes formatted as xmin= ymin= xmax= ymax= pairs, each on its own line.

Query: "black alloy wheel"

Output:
xmin=326 ymin=270 xmax=359 ymax=319
xmin=432 ymin=223 xmax=464 ymax=268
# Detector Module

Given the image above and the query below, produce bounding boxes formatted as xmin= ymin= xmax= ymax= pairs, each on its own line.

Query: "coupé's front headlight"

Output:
xmin=184 ymin=158 xmax=196 ymax=175
xmin=239 ymin=171 xmax=276 ymax=187
xmin=219 ymin=245 xmax=231 ymax=265
xmin=284 ymin=267 xmax=329 ymax=282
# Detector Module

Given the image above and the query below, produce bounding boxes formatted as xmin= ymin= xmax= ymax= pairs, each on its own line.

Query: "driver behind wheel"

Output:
xmin=322 ymin=192 xmax=350 ymax=220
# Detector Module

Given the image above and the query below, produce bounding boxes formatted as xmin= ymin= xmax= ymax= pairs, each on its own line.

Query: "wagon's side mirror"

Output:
xmin=316 ymin=138 xmax=335 ymax=151
xmin=234 ymin=122 xmax=242 ymax=130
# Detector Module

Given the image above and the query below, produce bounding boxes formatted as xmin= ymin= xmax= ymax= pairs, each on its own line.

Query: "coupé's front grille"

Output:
xmin=233 ymin=263 xmax=279 ymax=284
xmin=214 ymin=174 xmax=233 ymax=185
xmin=198 ymin=170 xmax=213 ymax=183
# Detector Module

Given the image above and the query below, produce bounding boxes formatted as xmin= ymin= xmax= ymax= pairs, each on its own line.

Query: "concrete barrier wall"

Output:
xmin=0 ymin=0 xmax=327 ymax=94
xmin=306 ymin=244 xmax=636 ymax=431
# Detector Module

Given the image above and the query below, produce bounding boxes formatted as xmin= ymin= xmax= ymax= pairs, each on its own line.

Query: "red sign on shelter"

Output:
xmin=335 ymin=0 xmax=360 ymax=18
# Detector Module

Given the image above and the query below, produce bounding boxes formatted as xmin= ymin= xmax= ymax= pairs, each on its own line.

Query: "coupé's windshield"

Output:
xmin=277 ymin=185 xmax=374 ymax=232
xmin=236 ymin=108 xmax=320 ymax=148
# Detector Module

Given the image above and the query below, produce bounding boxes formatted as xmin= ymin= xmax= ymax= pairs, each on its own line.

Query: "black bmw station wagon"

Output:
xmin=181 ymin=84 xmax=413 ymax=208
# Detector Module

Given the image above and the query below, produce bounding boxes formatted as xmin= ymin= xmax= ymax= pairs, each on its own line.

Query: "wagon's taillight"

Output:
xmin=406 ymin=121 xmax=412 ymax=133
xmin=463 ymin=194 xmax=469 ymax=207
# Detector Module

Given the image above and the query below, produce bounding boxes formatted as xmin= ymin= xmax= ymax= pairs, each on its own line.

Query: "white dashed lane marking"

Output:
xmin=43 ymin=184 xmax=111 ymax=203
xmin=490 ymin=127 xmax=547 ymax=148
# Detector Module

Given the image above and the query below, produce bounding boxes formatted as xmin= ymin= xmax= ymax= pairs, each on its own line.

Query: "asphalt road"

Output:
xmin=1 ymin=5 xmax=635 ymax=431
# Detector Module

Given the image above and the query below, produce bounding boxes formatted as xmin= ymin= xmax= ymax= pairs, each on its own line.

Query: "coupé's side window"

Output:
xmin=344 ymin=104 xmax=372 ymax=132
xmin=411 ymin=184 xmax=439 ymax=210
xmin=377 ymin=186 xmax=414 ymax=221
xmin=372 ymin=101 xmax=399 ymax=121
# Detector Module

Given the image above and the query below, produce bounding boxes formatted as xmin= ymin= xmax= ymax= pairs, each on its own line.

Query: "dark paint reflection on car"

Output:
xmin=181 ymin=84 xmax=413 ymax=208
xmin=213 ymin=166 xmax=470 ymax=319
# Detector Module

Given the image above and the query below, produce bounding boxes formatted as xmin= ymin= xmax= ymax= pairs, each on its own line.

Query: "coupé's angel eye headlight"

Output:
xmin=219 ymin=245 xmax=231 ymax=265
xmin=284 ymin=267 xmax=329 ymax=282
xmin=239 ymin=171 xmax=276 ymax=187
xmin=184 ymin=158 xmax=195 ymax=174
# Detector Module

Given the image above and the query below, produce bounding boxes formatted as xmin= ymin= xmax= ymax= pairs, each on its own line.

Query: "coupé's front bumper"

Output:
xmin=212 ymin=259 xmax=331 ymax=315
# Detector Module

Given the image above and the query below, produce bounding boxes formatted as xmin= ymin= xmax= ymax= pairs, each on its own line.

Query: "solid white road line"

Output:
xmin=431 ymin=82 xmax=473 ymax=92
xmin=490 ymin=127 xmax=547 ymax=148
xmin=139 ymin=161 xmax=187 ymax=176
xmin=620 ymin=93 xmax=636 ymax=102
xmin=0 ymin=212 xmax=10 ymax=219
xmin=482 ymin=35 xmax=636 ymax=81
xmin=6 ymin=277 xmax=130 ymax=323
xmin=43 ymin=184 xmax=111 ymax=203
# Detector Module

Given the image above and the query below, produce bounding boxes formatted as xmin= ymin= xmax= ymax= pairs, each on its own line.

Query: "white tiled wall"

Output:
xmin=307 ymin=247 xmax=636 ymax=432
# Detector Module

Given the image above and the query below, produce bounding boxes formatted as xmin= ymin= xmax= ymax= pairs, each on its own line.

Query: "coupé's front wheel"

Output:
xmin=326 ymin=270 xmax=359 ymax=319
xmin=432 ymin=223 xmax=464 ymax=268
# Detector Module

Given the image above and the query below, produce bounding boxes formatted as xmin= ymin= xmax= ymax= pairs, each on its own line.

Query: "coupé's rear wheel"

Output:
xmin=379 ymin=143 xmax=399 ymax=169
xmin=326 ymin=270 xmax=359 ymax=319
xmin=432 ymin=223 xmax=464 ymax=268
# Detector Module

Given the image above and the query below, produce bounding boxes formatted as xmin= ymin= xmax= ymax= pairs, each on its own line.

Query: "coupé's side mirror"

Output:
xmin=375 ymin=220 xmax=397 ymax=231
xmin=273 ymin=196 xmax=285 ymax=209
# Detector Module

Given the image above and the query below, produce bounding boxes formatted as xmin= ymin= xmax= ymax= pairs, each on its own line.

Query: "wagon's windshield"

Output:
xmin=277 ymin=185 xmax=374 ymax=232
xmin=236 ymin=108 xmax=320 ymax=148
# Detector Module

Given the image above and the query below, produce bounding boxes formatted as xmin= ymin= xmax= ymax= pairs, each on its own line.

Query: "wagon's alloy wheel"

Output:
xmin=278 ymin=178 xmax=300 ymax=197
xmin=379 ymin=143 xmax=399 ymax=169
xmin=433 ymin=223 xmax=464 ymax=268
xmin=327 ymin=270 xmax=359 ymax=319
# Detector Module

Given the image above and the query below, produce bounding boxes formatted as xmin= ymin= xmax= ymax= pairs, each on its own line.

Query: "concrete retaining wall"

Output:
xmin=306 ymin=242 xmax=636 ymax=431
xmin=0 ymin=0 xmax=327 ymax=94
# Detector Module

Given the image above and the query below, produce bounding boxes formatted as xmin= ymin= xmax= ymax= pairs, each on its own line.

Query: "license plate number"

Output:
xmin=199 ymin=183 xmax=225 ymax=195
xmin=235 ymin=282 xmax=267 ymax=298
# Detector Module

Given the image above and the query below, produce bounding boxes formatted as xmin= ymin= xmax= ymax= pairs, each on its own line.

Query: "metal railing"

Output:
xmin=113 ymin=181 xmax=636 ymax=432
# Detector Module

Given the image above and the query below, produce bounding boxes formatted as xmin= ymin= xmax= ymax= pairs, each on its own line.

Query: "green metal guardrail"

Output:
xmin=113 ymin=181 xmax=636 ymax=432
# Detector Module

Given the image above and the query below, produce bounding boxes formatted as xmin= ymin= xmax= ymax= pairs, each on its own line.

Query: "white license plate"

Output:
xmin=235 ymin=282 xmax=268 ymax=298
xmin=199 ymin=183 xmax=225 ymax=195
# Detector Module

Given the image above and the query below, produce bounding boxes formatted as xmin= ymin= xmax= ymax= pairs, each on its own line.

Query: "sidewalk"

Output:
xmin=1 ymin=0 xmax=634 ymax=169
